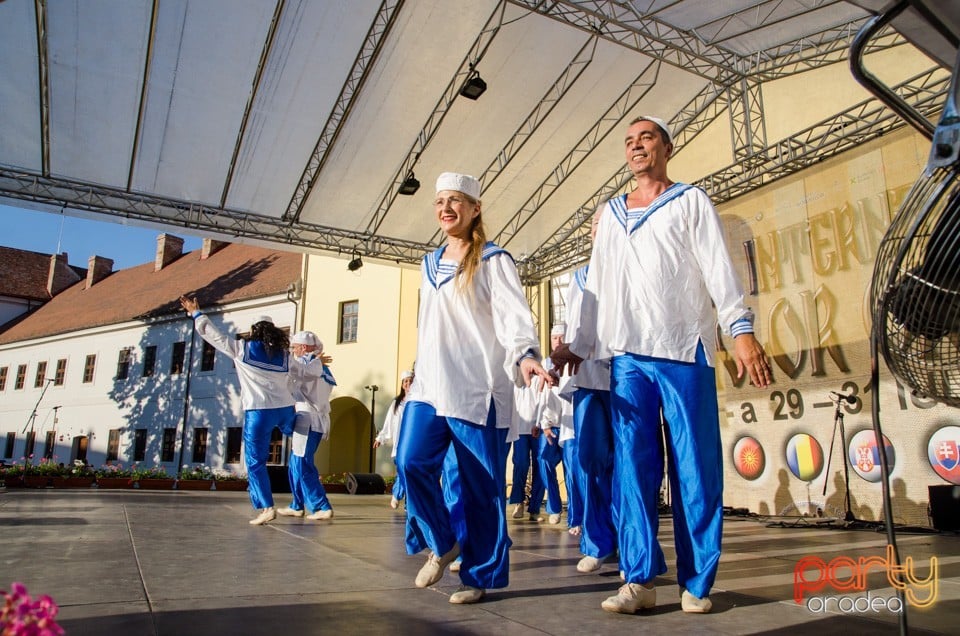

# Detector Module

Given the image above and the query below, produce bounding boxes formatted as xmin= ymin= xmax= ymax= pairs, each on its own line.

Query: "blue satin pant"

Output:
xmin=509 ymin=433 xmax=545 ymax=513
xmin=288 ymin=427 xmax=331 ymax=513
xmin=244 ymin=406 xmax=296 ymax=510
xmin=538 ymin=427 xmax=563 ymax=515
xmin=562 ymin=437 xmax=582 ymax=528
xmin=611 ymin=345 xmax=722 ymax=599
xmin=396 ymin=400 xmax=511 ymax=589
xmin=572 ymin=387 xmax=616 ymax=559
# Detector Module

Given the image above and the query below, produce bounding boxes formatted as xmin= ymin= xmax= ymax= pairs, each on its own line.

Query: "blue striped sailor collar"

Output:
xmin=608 ymin=183 xmax=693 ymax=235
xmin=424 ymin=241 xmax=511 ymax=289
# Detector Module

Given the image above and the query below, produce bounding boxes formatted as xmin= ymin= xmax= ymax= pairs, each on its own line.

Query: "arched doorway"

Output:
xmin=317 ymin=396 xmax=373 ymax=476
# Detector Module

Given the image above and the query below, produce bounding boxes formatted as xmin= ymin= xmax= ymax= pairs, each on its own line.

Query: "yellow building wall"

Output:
xmin=297 ymin=253 xmax=420 ymax=479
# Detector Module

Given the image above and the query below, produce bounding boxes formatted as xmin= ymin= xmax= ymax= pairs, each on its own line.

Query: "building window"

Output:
xmin=170 ymin=341 xmax=186 ymax=375
xmin=34 ymin=361 xmax=48 ymax=388
xmin=267 ymin=429 xmax=284 ymax=464
xmin=82 ymin=355 xmax=97 ymax=383
xmin=54 ymin=359 xmax=67 ymax=386
xmin=0 ymin=366 xmax=7 ymax=391
xmin=43 ymin=431 xmax=55 ymax=460
xmin=142 ymin=345 xmax=157 ymax=377
xmin=106 ymin=429 xmax=120 ymax=461
xmin=338 ymin=300 xmax=359 ymax=343
xmin=15 ymin=364 xmax=27 ymax=390
xmin=200 ymin=341 xmax=216 ymax=372
xmin=191 ymin=428 xmax=208 ymax=463
xmin=4 ymin=432 xmax=15 ymax=459
xmin=161 ymin=428 xmax=176 ymax=462
xmin=133 ymin=429 xmax=147 ymax=462
xmin=225 ymin=427 xmax=242 ymax=464
xmin=25 ymin=431 xmax=36 ymax=458
xmin=116 ymin=348 xmax=132 ymax=380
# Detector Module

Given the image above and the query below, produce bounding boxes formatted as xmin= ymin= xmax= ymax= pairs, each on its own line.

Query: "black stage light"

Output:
xmin=398 ymin=173 xmax=420 ymax=195
xmin=347 ymin=252 xmax=363 ymax=271
xmin=459 ymin=71 xmax=487 ymax=100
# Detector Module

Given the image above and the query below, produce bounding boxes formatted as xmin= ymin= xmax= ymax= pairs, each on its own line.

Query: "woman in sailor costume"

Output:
xmin=395 ymin=172 xmax=553 ymax=605
xmin=179 ymin=296 xmax=318 ymax=526
xmin=374 ymin=369 xmax=415 ymax=508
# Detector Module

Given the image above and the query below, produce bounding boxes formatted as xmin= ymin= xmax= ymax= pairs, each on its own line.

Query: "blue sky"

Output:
xmin=1 ymin=203 xmax=203 ymax=270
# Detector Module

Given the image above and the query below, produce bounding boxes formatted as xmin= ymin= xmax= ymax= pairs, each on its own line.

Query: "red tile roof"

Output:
xmin=0 ymin=243 xmax=302 ymax=344
xmin=0 ymin=246 xmax=84 ymax=301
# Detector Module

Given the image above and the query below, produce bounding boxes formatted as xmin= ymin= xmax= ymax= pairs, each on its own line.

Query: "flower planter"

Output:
xmin=321 ymin=483 xmax=348 ymax=494
xmin=52 ymin=477 xmax=96 ymax=488
xmin=1 ymin=476 xmax=24 ymax=488
xmin=177 ymin=479 xmax=213 ymax=491
xmin=135 ymin=478 xmax=176 ymax=490
xmin=96 ymin=477 xmax=133 ymax=489
xmin=23 ymin=475 xmax=55 ymax=488
xmin=214 ymin=480 xmax=248 ymax=491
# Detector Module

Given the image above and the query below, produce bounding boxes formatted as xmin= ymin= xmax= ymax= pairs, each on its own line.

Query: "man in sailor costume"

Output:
xmin=552 ymin=116 xmax=772 ymax=614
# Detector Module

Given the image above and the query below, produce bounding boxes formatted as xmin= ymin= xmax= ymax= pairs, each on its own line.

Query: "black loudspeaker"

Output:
xmin=928 ymin=485 xmax=960 ymax=531
xmin=346 ymin=472 xmax=386 ymax=495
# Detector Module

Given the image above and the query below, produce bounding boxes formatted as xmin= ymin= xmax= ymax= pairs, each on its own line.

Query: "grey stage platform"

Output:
xmin=0 ymin=488 xmax=957 ymax=635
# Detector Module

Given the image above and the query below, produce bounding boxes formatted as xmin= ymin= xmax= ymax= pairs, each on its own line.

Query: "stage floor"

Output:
xmin=1 ymin=488 xmax=956 ymax=635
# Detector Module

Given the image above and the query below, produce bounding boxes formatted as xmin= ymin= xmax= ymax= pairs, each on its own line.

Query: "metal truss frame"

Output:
xmin=493 ymin=59 xmax=661 ymax=248
xmin=282 ymin=0 xmax=405 ymax=223
xmin=0 ymin=167 xmax=433 ymax=265
xmin=363 ymin=0 xmax=508 ymax=235
xmin=522 ymin=64 xmax=950 ymax=282
xmin=427 ymin=33 xmax=600 ymax=246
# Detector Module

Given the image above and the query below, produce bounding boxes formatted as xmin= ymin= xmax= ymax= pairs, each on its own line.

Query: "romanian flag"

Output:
xmin=786 ymin=433 xmax=824 ymax=481
xmin=733 ymin=436 xmax=765 ymax=481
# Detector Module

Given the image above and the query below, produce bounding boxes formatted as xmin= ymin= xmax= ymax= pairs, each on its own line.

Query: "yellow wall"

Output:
xmin=297 ymin=253 xmax=420 ymax=478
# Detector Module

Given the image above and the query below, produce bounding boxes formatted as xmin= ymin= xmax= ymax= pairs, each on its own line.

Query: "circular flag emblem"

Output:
xmin=847 ymin=430 xmax=895 ymax=483
xmin=928 ymin=425 xmax=960 ymax=485
xmin=733 ymin=436 xmax=765 ymax=480
xmin=785 ymin=433 xmax=824 ymax=482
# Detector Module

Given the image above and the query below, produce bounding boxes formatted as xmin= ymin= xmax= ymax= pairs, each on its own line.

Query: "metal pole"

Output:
xmin=364 ymin=385 xmax=379 ymax=472
xmin=176 ymin=320 xmax=198 ymax=476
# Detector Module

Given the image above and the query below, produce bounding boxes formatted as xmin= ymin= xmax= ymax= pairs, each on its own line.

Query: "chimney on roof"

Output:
xmin=155 ymin=233 xmax=184 ymax=271
xmin=47 ymin=252 xmax=80 ymax=297
xmin=201 ymin=238 xmax=229 ymax=260
xmin=85 ymin=255 xmax=113 ymax=289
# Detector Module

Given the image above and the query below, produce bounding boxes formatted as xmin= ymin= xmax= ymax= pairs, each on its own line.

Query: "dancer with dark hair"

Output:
xmin=396 ymin=172 xmax=553 ymax=605
xmin=180 ymin=295 xmax=309 ymax=526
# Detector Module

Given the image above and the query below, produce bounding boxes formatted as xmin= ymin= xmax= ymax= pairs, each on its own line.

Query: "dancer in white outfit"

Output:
xmin=277 ymin=331 xmax=337 ymax=521
xmin=395 ymin=172 xmax=553 ymax=605
xmin=374 ymin=370 xmax=414 ymax=508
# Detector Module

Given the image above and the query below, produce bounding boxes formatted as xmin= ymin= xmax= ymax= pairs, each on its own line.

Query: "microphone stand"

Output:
xmin=821 ymin=392 xmax=882 ymax=529
xmin=21 ymin=379 xmax=56 ymax=467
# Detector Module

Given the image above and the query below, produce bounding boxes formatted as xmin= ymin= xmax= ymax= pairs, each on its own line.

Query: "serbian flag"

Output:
xmin=786 ymin=433 xmax=824 ymax=482
xmin=733 ymin=436 xmax=765 ymax=481
xmin=928 ymin=426 xmax=960 ymax=485
xmin=847 ymin=430 xmax=895 ymax=483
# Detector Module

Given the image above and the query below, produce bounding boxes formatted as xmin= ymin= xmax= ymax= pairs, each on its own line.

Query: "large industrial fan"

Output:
xmin=871 ymin=93 xmax=960 ymax=406
xmin=849 ymin=3 xmax=959 ymax=634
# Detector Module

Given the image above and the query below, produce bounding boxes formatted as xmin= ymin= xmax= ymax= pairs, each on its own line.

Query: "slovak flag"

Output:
xmin=927 ymin=426 xmax=960 ymax=486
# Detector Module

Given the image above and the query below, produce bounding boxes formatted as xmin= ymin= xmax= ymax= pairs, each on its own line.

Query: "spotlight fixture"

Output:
xmin=347 ymin=251 xmax=363 ymax=271
xmin=398 ymin=172 xmax=420 ymax=196
xmin=459 ymin=69 xmax=487 ymax=100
